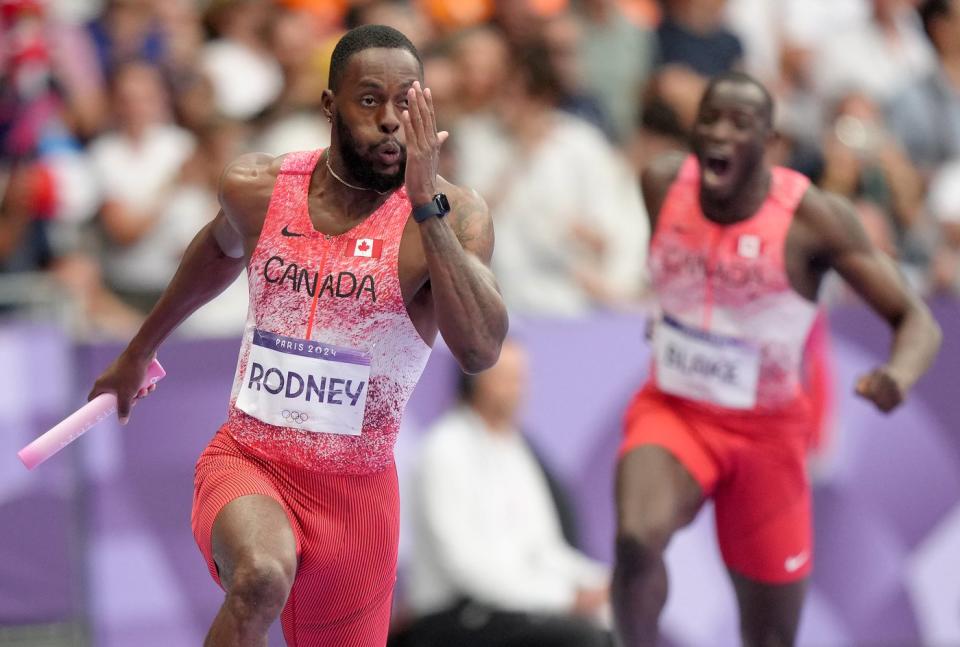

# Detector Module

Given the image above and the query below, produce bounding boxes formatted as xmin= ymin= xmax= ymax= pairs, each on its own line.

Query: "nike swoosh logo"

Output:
xmin=281 ymin=225 xmax=304 ymax=237
xmin=784 ymin=550 xmax=810 ymax=573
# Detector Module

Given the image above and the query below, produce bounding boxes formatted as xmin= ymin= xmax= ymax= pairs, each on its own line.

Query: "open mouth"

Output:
xmin=704 ymin=153 xmax=732 ymax=177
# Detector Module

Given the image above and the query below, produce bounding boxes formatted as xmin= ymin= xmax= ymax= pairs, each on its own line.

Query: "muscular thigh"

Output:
xmin=211 ymin=494 xmax=298 ymax=590
xmin=617 ymin=445 xmax=705 ymax=542
xmin=618 ymin=389 xmax=725 ymax=537
xmin=191 ymin=428 xmax=300 ymax=590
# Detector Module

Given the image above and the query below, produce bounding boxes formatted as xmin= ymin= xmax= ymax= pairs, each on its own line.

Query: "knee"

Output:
xmin=227 ymin=552 xmax=295 ymax=621
xmin=614 ymin=519 xmax=673 ymax=575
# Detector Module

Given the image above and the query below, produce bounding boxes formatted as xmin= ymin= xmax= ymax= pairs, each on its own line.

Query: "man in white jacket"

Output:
xmin=399 ymin=339 xmax=611 ymax=647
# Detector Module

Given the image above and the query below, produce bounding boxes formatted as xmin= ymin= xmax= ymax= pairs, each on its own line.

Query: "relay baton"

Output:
xmin=17 ymin=359 xmax=166 ymax=470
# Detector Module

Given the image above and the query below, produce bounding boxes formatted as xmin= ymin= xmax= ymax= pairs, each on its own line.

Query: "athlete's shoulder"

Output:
xmin=436 ymin=176 xmax=487 ymax=216
xmin=435 ymin=176 xmax=493 ymax=261
xmin=642 ymin=150 xmax=688 ymax=190
xmin=795 ymin=184 xmax=857 ymax=228
xmin=794 ymin=185 xmax=870 ymax=258
xmin=218 ymin=153 xmax=285 ymax=233
xmin=641 ymin=150 xmax=688 ymax=228
xmin=220 ymin=153 xmax=283 ymax=194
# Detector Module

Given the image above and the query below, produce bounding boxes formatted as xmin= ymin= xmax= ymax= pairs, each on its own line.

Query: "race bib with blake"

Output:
xmin=654 ymin=315 xmax=761 ymax=410
xmin=236 ymin=329 xmax=371 ymax=436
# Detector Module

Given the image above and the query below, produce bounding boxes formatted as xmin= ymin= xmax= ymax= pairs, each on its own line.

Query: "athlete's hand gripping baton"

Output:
xmin=17 ymin=359 xmax=166 ymax=470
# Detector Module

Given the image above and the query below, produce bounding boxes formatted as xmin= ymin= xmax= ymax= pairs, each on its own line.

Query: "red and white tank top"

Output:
xmin=225 ymin=149 xmax=431 ymax=474
xmin=647 ymin=155 xmax=817 ymax=415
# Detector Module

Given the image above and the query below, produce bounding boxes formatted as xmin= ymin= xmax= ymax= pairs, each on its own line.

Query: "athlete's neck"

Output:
xmin=700 ymin=166 xmax=772 ymax=225
xmin=312 ymin=149 xmax=392 ymax=222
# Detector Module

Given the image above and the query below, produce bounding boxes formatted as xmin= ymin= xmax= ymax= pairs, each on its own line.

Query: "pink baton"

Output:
xmin=17 ymin=359 xmax=166 ymax=470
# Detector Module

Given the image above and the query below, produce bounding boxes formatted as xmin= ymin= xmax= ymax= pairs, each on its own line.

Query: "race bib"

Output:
xmin=654 ymin=315 xmax=760 ymax=409
xmin=236 ymin=329 xmax=371 ymax=436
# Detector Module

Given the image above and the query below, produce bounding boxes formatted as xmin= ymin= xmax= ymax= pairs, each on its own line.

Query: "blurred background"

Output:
xmin=0 ymin=0 xmax=958 ymax=645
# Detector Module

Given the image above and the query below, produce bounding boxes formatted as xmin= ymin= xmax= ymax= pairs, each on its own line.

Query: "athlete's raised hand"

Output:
xmin=401 ymin=81 xmax=449 ymax=206
xmin=855 ymin=366 xmax=905 ymax=413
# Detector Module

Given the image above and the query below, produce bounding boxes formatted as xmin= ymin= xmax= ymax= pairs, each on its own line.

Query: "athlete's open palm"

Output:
xmin=401 ymin=81 xmax=448 ymax=205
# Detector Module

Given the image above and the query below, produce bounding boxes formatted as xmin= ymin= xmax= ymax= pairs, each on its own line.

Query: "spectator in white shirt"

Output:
xmin=813 ymin=0 xmax=935 ymax=104
xmin=454 ymin=42 xmax=647 ymax=316
xmin=89 ymin=60 xmax=195 ymax=312
xmin=888 ymin=0 xmax=960 ymax=173
xmin=200 ymin=0 xmax=283 ymax=120
xmin=396 ymin=340 xmax=611 ymax=647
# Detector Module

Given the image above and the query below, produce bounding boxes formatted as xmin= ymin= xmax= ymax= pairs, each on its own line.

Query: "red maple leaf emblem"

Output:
xmin=358 ymin=240 xmax=370 ymax=252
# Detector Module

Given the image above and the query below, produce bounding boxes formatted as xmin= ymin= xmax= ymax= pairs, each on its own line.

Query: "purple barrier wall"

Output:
xmin=0 ymin=324 xmax=82 ymax=628
xmin=3 ymin=301 xmax=958 ymax=645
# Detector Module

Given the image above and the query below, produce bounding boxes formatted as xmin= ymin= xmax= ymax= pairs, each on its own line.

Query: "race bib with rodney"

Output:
xmin=654 ymin=315 xmax=761 ymax=409
xmin=236 ymin=329 xmax=371 ymax=435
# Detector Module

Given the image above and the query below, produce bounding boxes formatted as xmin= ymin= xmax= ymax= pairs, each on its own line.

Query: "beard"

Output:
xmin=335 ymin=114 xmax=406 ymax=193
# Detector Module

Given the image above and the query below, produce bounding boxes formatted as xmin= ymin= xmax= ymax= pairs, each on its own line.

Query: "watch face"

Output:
xmin=435 ymin=193 xmax=451 ymax=213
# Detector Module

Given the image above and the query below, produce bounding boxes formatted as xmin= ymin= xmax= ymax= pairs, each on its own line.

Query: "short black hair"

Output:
xmin=328 ymin=24 xmax=423 ymax=92
xmin=919 ymin=0 xmax=953 ymax=43
xmin=701 ymin=71 xmax=774 ymax=128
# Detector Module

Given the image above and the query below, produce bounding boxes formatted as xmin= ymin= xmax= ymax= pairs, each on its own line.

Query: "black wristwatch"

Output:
xmin=412 ymin=193 xmax=451 ymax=223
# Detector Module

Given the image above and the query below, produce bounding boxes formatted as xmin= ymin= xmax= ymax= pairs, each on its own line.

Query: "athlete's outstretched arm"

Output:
xmin=88 ymin=154 xmax=275 ymax=421
xmin=402 ymin=81 xmax=507 ymax=373
xmin=813 ymin=192 xmax=942 ymax=412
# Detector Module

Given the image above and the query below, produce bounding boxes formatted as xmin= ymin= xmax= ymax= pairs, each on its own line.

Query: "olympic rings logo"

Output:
xmin=281 ymin=410 xmax=309 ymax=424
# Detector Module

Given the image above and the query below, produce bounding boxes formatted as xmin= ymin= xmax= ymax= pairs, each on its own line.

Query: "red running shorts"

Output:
xmin=191 ymin=426 xmax=400 ymax=646
xmin=620 ymin=385 xmax=814 ymax=584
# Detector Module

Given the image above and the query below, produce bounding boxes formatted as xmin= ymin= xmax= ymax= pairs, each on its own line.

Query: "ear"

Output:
xmin=763 ymin=128 xmax=794 ymax=166
xmin=321 ymin=89 xmax=335 ymax=123
xmin=765 ymin=127 xmax=780 ymax=147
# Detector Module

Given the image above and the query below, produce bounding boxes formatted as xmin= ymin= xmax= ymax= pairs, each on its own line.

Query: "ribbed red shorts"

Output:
xmin=620 ymin=385 xmax=814 ymax=584
xmin=191 ymin=426 xmax=400 ymax=646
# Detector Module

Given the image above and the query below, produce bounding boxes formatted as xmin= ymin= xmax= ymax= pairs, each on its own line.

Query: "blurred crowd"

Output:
xmin=1 ymin=0 xmax=959 ymax=340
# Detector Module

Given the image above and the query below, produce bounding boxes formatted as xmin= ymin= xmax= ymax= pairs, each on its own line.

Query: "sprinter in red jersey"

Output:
xmin=613 ymin=72 xmax=942 ymax=647
xmin=89 ymin=25 xmax=508 ymax=647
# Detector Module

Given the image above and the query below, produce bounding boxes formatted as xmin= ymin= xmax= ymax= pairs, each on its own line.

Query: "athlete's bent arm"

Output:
xmin=89 ymin=154 xmax=278 ymax=420
xmin=418 ymin=189 xmax=508 ymax=373
xmin=404 ymin=81 xmax=508 ymax=373
xmin=88 ymin=210 xmax=246 ymax=420
xmin=812 ymin=192 xmax=942 ymax=412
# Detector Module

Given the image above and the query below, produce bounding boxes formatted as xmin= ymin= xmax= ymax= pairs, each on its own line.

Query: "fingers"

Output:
xmin=117 ymin=395 xmax=132 ymax=425
xmin=122 ymin=382 xmax=161 ymax=423
xmin=399 ymin=109 xmax=414 ymax=150
xmin=855 ymin=370 xmax=903 ymax=413
xmin=855 ymin=374 xmax=871 ymax=396
xmin=405 ymin=85 xmax=426 ymax=148
xmin=420 ymin=83 xmax=437 ymax=140
xmin=403 ymin=82 xmax=439 ymax=150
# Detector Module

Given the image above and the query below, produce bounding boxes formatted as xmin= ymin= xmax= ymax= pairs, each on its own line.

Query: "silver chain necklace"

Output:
xmin=325 ymin=153 xmax=389 ymax=195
